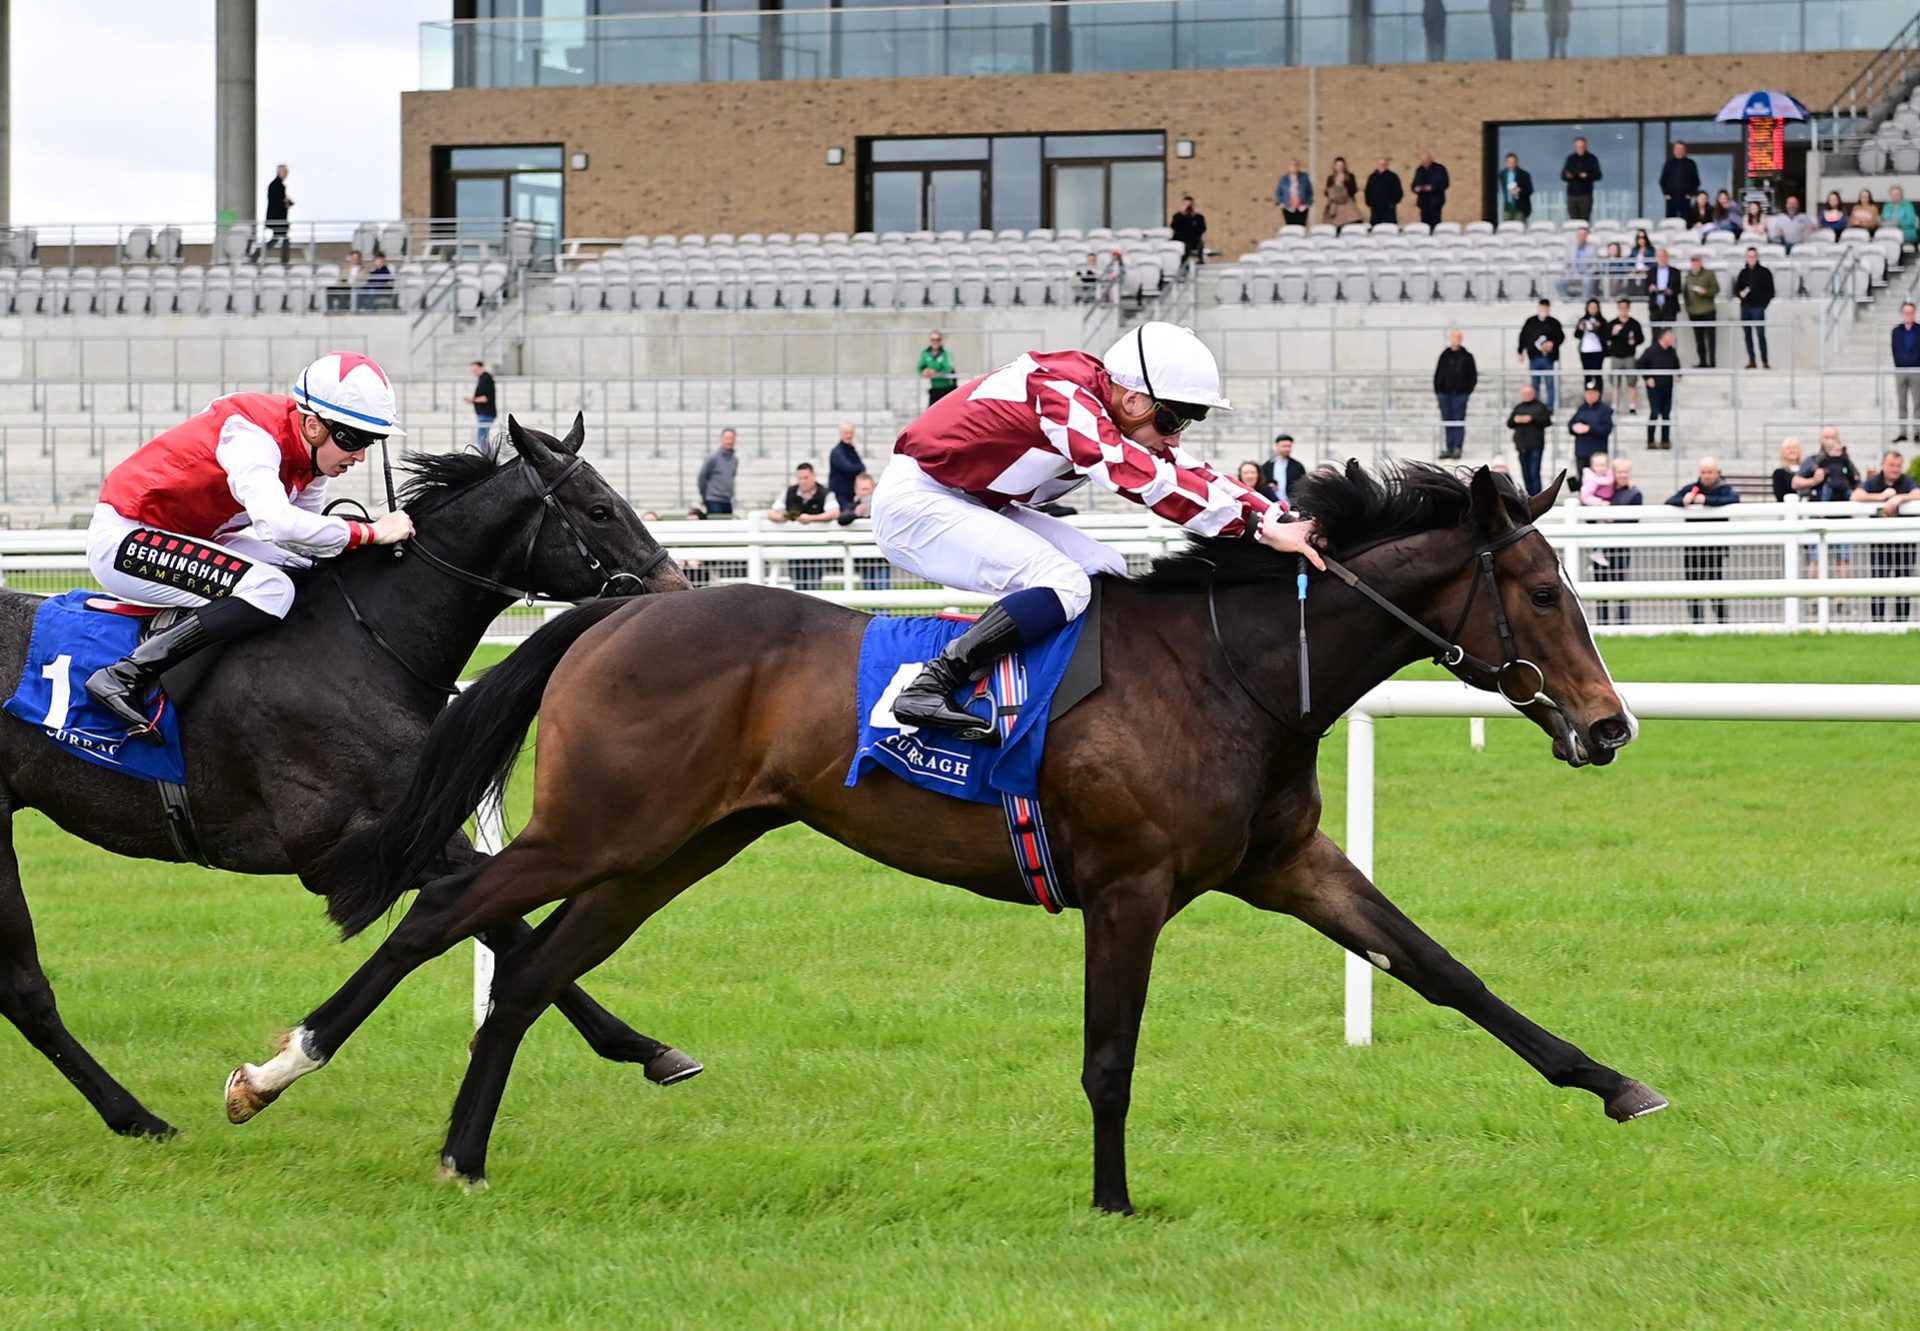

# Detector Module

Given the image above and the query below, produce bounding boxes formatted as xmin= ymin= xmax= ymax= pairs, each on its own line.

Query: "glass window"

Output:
xmin=871 ymin=171 xmax=925 ymax=232
xmin=449 ymin=145 xmax=565 ymax=171
xmin=870 ymin=137 xmax=992 ymax=163
xmin=1051 ymin=165 xmax=1106 ymax=231
xmin=1068 ymin=1 xmax=1175 ymax=73
xmin=930 ymin=169 xmax=985 ymax=230
xmin=991 ymin=137 xmax=1043 ymax=232
xmin=1043 ymin=133 xmax=1165 ymax=159
xmin=1110 ymin=160 xmax=1167 ymax=228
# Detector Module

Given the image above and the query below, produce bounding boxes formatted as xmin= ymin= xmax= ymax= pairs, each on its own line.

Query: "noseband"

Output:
xmin=1208 ymin=522 xmax=1571 ymax=734
xmin=331 ymin=453 xmax=670 ymax=695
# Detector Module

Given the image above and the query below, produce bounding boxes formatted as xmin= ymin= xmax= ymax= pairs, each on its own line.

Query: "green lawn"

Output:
xmin=0 ymin=635 xmax=1916 ymax=1329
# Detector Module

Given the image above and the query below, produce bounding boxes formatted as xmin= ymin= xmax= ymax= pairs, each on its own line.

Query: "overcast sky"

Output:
xmin=12 ymin=0 xmax=446 ymax=224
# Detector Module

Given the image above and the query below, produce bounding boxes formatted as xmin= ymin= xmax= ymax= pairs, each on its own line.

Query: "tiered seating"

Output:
xmin=545 ymin=227 xmax=1185 ymax=312
xmin=1849 ymin=86 xmax=1920 ymax=173
xmin=0 ymin=257 xmax=512 ymax=317
xmin=1209 ymin=216 xmax=1899 ymax=307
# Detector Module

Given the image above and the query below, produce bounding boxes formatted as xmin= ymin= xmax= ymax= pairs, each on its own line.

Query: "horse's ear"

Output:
xmin=1469 ymin=465 xmax=1521 ymax=537
xmin=502 ymin=415 xmax=555 ymax=467
xmin=557 ymin=411 xmax=585 ymax=456
xmin=1529 ymin=471 xmax=1567 ymax=520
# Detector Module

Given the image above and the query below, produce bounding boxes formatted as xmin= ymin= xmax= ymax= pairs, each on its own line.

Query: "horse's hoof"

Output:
xmin=1604 ymin=1078 xmax=1669 ymax=1123
xmin=437 ymin=1155 xmax=489 ymax=1193
xmin=644 ymin=1046 xmax=704 ymax=1087
xmin=114 ymin=1115 xmax=179 ymax=1140
xmin=224 ymin=1065 xmax=281 ymax=1124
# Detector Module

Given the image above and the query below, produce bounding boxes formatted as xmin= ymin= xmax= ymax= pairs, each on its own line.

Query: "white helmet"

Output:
xmin=291 ymin=351 xmax=406 ymax=441
xmin=1102 ymin=322 xmax=1233 ymax=412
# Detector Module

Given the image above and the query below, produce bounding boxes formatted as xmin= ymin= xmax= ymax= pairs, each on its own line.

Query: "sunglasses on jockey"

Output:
xmin=1133 ymin=323 xmax=1211 ymax=437
xmin=321 ymin=419 xmax=386 ymax=454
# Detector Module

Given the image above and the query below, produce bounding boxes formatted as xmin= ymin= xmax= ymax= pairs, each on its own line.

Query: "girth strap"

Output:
xmin=157 ymin=778 xmax=209 ymax=867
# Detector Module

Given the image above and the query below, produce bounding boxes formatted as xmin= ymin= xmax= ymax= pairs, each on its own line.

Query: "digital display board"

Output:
xmin=1746 ymin=117 xmax=1786 ymax=176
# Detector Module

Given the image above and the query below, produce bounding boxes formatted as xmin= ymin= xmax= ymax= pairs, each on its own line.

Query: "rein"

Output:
xmin=1207 ymin=521 xmax=1569 ymax=732
xmin=329 ymin=453 xmax=669 ymax=693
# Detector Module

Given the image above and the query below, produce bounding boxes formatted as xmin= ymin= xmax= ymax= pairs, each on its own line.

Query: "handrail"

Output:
xmin=1828 ymin=8 xmax=1920 ymax=127
xmin=0 ymin=216 xmax=554 ymax=271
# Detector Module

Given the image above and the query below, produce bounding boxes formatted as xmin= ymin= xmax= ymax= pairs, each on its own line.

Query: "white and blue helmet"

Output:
xmin=292 ymin=351 xmax=406 ymax=443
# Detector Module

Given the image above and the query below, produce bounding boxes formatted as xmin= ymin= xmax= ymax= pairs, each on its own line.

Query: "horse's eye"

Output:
xmin=1530 ymin=587 xmax=1557 ymax=609
xmin=588 ymin=505 xmax=613 ymax=523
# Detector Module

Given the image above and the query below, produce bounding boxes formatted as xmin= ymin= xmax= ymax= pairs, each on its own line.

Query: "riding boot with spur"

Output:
xmin=86 ymin=598 xmax=276 ymax=742
xmin=891 ymin=602 xmax=1027 ymax=745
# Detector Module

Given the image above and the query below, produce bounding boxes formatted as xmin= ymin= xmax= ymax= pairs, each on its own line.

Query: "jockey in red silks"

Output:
xmin=873 ymin=321 xmax=1323 ymax=741
xmin=83 ymin=351 xmax=416 ymax=740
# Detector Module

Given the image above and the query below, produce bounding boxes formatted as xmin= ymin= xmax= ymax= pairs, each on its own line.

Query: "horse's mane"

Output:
xmin=395 ymin=448 xmax=507 ymax=511
xmin=1132 ymin=460 xmax=1487 ymax=591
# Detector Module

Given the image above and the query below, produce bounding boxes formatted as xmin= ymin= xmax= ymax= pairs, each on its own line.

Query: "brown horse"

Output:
xmin=229 ymin=463 xmax=1666 ymax=1212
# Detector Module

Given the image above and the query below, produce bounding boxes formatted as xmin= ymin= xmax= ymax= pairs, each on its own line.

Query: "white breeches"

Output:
xmin=86 ymin=505 xmax=298 ymax=618
xmin=871 ymin=456 xmax=1127 ymax=619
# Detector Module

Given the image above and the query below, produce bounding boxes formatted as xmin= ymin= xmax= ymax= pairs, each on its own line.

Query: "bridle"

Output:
xmin=1208 ymin=521 xmax=1573 ymax=736
xmin=328 ymin=452 xmax=671 ymax=695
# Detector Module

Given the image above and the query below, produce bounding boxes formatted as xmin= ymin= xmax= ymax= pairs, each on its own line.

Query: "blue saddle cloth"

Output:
xmin=846 ymin=612 xmax=1085 ymax=805
xmin=2 ymin=591 xmax=187 ymax=783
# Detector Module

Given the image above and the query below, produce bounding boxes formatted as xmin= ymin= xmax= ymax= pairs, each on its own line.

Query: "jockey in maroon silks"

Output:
xmin=873 ymin=321 xmax=1323 ymax=740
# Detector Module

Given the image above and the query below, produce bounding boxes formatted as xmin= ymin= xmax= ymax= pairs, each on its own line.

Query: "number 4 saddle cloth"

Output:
xmin=3 ymin=590 xmax=187 ymax=782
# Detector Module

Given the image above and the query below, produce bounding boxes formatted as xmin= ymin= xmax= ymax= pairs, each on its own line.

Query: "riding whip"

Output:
xmin=1296 ymin=555 xmax=1312 ymax=719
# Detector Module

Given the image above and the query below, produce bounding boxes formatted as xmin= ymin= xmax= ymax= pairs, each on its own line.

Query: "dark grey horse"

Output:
xmin=0 ymin=415 xmax=695 ymax=1139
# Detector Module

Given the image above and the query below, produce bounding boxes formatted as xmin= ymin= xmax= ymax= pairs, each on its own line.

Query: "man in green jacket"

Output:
xmin=1682 ymin=254 xmax=1721 ymax=368
xmin=918 ymin=330 xmax=957 ymax=405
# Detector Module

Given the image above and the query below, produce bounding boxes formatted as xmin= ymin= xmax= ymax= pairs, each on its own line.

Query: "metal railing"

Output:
xmin=1823 ymin=6 xmax=1920 ymax=167
xmin=0 ymin=217 xmax=555 ymax=271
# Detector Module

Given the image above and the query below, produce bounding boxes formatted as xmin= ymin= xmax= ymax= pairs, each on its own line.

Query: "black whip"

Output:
xmin=1296 ymin=555 xmax=1312 ymax=720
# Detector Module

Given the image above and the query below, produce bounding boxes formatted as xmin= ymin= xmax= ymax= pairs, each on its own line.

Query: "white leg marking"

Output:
xmin=245 ymin=1025 xmax=328 ymax=1094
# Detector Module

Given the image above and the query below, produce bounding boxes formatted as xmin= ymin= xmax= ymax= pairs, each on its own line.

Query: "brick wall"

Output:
xmin=403 ymin=51 xmax=1862 ymax=259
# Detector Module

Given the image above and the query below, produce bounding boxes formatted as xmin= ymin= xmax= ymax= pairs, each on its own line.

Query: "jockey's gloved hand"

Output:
xmin=372 ymin=510 xmax=415 ymax=545
xmin=1257 ymin=510 xmax=1325 ymax=570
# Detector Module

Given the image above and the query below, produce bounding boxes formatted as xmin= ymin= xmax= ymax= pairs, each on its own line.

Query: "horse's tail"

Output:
xmin=323 ymin=596 xmax=634 ymax=938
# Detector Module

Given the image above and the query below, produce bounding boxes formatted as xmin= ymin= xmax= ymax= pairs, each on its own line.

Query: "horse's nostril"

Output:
xmin=1592 ymin=716 xmax=1632 ymax=749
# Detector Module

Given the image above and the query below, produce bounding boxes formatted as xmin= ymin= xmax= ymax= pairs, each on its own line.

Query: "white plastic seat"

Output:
xmin=1403 ymin=267 xmax=1435 ymax=302
xmin=1277 ymin=267 xmax=1309 ymax=303
xmin=1369 ymin=268 xmax=1404 ymax=302
xmin=1308 ymin=266 xmax=1340 ymax=302
xmin=545 ymin=276 xmax=577 ymax=312
xmin=1465 ymin=220 xmax=1495 ymax=235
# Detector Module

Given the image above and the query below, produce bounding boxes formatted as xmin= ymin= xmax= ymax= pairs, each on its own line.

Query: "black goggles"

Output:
xmin=324 ymin=420 xmax=385 ymax=453
xmin=1150 ymin=400 xmax=1209 ymax=436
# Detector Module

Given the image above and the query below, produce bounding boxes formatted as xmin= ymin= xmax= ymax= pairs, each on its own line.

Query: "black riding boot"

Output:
xmin=85 ymin=598 xmax=275 ymax=742
xmin=891 ymin=603 xmax=1026 ymax=745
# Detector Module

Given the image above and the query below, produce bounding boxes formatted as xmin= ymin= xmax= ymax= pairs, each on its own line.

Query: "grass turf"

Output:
xmin=0 ymin=633 xmax=1916 ymax=1329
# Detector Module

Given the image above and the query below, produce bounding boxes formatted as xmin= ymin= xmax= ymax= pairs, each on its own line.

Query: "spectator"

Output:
xmin=1518 ymin=298 xmax=1564 ymax=410
xmin=360 ymin=252 xmax=394 ymax=311
xmin=1606 ymin=298 xmax=1644 ymax=412
xmin=1097 ymin=248 xmax=1127 ymax=304
xmin=463 ymin=360 xmax=497 ymax=453
xmin=838 ymin=472 xmax=892 ymax=590
xmin=1568 ymin=382 xmax=1613 ymax=473
xmin=1636 ymin=328 xmax=1681 ymax=451
xmin=1237 ymin=460 xmax=1280 ymax=502
xmin=1646 ymin=247 xmax=1681 ymax=339
xmin=1703 ymin=205 xmax=1740 ymax=240
xmin=1883 ymin=185 xmax=1918 ymax=247
xmin=1771 ymin=438 xmax=1804 ymax=501
xmin=1740 ymin=201 xmax=1766 ymax=239
xmin=1658 ymin=141 xmax=1699 ymax=220
xmin=1411 ymin=151 xmax=1450 ymax=227
xmin=1322 ymin=157 xmax=1363 ymax=228
xmin=1364 ymin=158 xmax=1403 ymax=226
xmin=1850 ymin=189 xmax=1881 ymax=233
xmin=1715 ymin=189 xmax=1735 ymax=215
xmin=1893 ymin=302 xmax=1920 ymax=441
xmin=1732 ymin=247 xmax=1774 ymax=370
xmin=1853 ymin=449 xmax=1918 ymax=620
xmin=264 ymin=164 xmax=292 ymax=265
xmin=1819 ymin=190 xmax=1848 ymax=236
xmin=1766 ymin=195 xmax=1814 ymax=251
xmin=1666 ymin=456 xmax=1740 ymax=623
xmin=767 ymin=461 xmax=839 ymax=592
xmin=1683 ymin=254 xmax=1720 ymax=368
xmin=918 ymin=331 xmax=957 ymax=405
xmin=1686 ymin=190 xmax=1714 ymax=229
xmin=828 ymin=422 xmax=865 ymax=512
xmin=1560 ymin=136 xmax=1601 ymax=222
xmin=1578 ymin=450 xmax=1614 ymax=507
xmin=1170 ymin=195 xmax=1207 ymax=267
xmin=1592 ymin=457 xmax=1643 ymax=625
xmin=1497 ymin=152 xmax=1533 ymax=222
xmin=1574 ymin=297 xmax=1608 ymax=384
xmin=1562 ymin=225 xmax=1596 ymax=299
xmin=1795 ymin=426 xmax=1862 ymax=504
xmin=1275 ymin=160 xmax=1314 ymax=228
xmin=1261 ymin=433 xmax=1306 ymax=504
xmin=696 ymin=427 xmax=739 ymax=516
xmin=1602 ymin=242 xmax=1629 ymax=299
xmin=1432 ymin=329 xmax=1477 ymax=460
xmin=1075 ymin=251 xmax=1100 ymax=303
xmin=326 ymin=249 xmax=364 ymax=312
xmin=1505 ymin=384 xmax=1551 ymax=495
xmin=1627 ymin=226 xmax=1656 ymax=269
